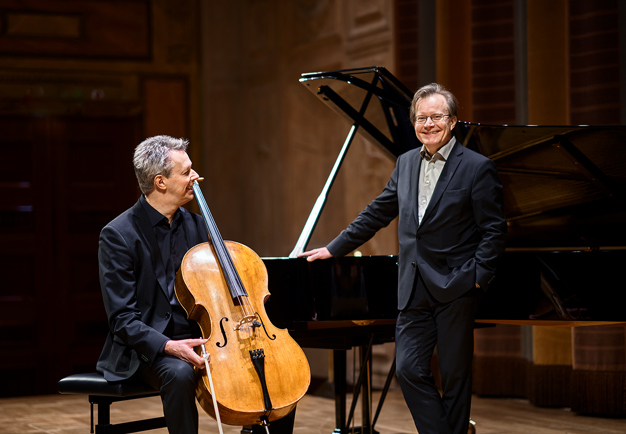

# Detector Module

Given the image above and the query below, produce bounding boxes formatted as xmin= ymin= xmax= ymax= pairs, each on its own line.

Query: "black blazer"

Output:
xmin=327 ymin=140 xmax=507 ymax=309
xmin=96 ymin=198 xmax=208 ymax=381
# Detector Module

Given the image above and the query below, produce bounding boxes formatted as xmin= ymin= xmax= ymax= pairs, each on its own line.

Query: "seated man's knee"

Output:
xmin=161 ymin=358 xmax=197 ymax=392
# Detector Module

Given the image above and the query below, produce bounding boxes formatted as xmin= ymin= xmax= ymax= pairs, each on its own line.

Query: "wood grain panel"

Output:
xmin=471 ymin=0 xmax=516 ymax=124
xmin=569 ymin=1 xmax=620 ymax=125
xmin=394 ymin=0 xmax=419 ymax=93
xmin=0 ymin=115 xmax=140 ymax=396
xmin=143 ymin=77 xmax=188 ymax=139
xmin=473 ymin=325 xmax=529 ymax=397
xmin=436 ymin=0 xmax=473 ymax=121
xmin=0 ymin=116 xmax=56 ymax=396
xmin=0 ymin=0 xmax=150 ymax=59
xmin=527 ymin=0 xmax=569 ymax=125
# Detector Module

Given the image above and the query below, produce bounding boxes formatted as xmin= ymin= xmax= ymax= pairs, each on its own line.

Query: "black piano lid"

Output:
xmin=300 ymin=66 xmax=626 ymax=251
xmin=457 ymin=122 xmax=626 ymax=250
xmin=300 ymin=66 xmax=419 ymax=158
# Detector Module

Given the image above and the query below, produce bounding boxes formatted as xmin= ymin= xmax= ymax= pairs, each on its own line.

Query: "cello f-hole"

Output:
xmin=255 ymin=313 xmax=276 ymax=341
xmin=216 ymin=317 xmax=229 ymax=348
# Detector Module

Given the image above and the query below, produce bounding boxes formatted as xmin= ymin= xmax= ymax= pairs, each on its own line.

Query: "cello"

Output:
xmin=175 ymin=179 xmax=311 ymax=429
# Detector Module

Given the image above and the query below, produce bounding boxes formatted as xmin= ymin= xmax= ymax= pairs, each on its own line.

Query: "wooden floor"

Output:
xmin=1 ymin=389 xmax=625 ymax=434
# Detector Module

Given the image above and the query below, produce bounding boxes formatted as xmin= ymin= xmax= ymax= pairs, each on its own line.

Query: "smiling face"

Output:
xmin=162 ymin=149 xmax=198 ymax=207
xmin=413 ymin=93 xmax=457 ymax=154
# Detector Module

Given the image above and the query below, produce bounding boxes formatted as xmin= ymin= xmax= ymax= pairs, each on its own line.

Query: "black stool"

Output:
xmin=58 ymin=372 xmax=166 ymax=434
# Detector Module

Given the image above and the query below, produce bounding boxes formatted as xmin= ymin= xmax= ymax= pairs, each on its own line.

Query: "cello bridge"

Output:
xmin=233 ymin=314 xmax=260 ymax=331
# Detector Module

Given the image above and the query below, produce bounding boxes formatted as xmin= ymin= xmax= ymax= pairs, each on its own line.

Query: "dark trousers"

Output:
xmin=395 ymin=275 xmax=478 ymax=434
xmin=136 ymin=354 xmax=200 ymax=434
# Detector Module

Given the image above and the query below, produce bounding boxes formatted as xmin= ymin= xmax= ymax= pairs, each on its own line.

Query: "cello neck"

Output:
xmin=192 ymin=180 xmax=247 ymax=299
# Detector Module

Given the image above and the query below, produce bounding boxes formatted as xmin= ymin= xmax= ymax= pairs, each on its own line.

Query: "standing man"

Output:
xmin=300 ymin=83 xmax=507 ymax=434
xmin=97 ymin=135 xmax=209 ymax=434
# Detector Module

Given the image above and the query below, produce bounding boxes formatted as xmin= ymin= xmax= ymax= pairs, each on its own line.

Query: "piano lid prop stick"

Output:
xmin=288 ymin=124 xmax=359 ymax=258
xmin=200 ymin=344 xmax=224 ymax=434
xmin=289 ymin=73 xmax=380 ymax=258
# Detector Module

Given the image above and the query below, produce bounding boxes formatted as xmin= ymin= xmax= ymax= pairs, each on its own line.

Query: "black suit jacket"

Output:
xmin=96 ymin=198 xmax=208 ymax=381
xmin=327 ymin=140 xmax=507 ymax=309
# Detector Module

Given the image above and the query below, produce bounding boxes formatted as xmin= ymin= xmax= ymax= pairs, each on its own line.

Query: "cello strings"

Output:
xmin=194 ymin=181 xmax=244 ymax=293
xmin=193 ymin=181 xmax=255 ymax=319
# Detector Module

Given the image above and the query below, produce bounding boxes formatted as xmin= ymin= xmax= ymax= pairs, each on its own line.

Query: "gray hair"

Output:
xmin=409 ymin=83 xmax=459 ymax=125
xmin=133 ymin=135 xmax=189 ymax=194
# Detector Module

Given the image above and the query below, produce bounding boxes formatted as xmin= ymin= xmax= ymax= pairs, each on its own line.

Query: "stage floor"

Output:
xmin=1 ymin=389 xmax=625 ymax=433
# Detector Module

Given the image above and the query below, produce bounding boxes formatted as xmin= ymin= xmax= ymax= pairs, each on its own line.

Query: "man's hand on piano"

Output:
xmin=297 ymin=247 xmax=333 ymax=262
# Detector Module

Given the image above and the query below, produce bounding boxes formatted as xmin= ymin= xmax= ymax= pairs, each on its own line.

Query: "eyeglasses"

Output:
xmin=415 ymin=114 xmax=450 ymax=124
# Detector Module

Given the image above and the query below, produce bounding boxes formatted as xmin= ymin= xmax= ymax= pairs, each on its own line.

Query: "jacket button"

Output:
xmin=165 ymin=312 xmax=171 ymax=319
xmin=416 ymin=235 xmax=421 ymax=240
xmin=411 ymin=262 xmax=416 ymax=268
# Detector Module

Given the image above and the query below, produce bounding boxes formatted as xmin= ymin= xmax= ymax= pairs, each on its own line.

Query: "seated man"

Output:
xmin=97 ymin=135 xmax=297 ymax=434
xmin=97 ymin=135 xmax=208 ymax=434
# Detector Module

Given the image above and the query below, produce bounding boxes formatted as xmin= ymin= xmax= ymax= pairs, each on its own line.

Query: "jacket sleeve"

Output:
xmin=98 ymin=224 xmax=169 ymax=366
xmin=327 ymin=158 xmax=401 ymax=257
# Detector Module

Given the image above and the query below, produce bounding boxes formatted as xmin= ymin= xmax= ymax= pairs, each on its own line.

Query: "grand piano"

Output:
xmin=261 ymin=66 xmax=626 ymax=433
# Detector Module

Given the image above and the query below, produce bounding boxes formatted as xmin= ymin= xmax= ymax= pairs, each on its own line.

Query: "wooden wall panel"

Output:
xmin=202 ymin=0 xmax=397 ymax=257
xmin=0 ymin=117 xmax=55 ymax=396
xmin=341 ymin=0 xmax=397 ymax=259
xmin=569 ymin=0 xmax=621 ymax=125
xmin=473 ymin=325 xmax=529 ymax=398
xmin=471 ymin=0 xmax=516 ymax=124
xmin=436 ymin=0 xmax=473 ymax=122
xmin=143 ymin=77 xmax=188 ymax=139
xmin=0 ymin=116 xmax=140 ymax=397
xmin=571 ymin=325 xmax=626 ymax=415
xmin=0 ymin=0 xmax=199 ymax=397
xmin=528 ymin=327 xmax=572 ymax=408
xmin=527 ymin=0 xmax=569 ymax=125
xmin=394 ymin=0 xmax=419 ymax=93
xmin=53 ymin=116 xmax=140 ymax=378
xmin=0 ymin=0 xmax=150 ymax=59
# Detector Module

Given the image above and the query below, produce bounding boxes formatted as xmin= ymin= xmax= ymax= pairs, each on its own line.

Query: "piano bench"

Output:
xmin=58 ymin=372 xmax=166 ymax=434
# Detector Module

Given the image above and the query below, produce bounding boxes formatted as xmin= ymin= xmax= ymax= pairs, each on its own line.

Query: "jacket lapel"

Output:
xmin=420 ymin=141 xmax=463 ymax=224
xmin=412 ymin=148 xmax=423 ymax=226
xmin=132 ymin=200 xmax=169 ymax=298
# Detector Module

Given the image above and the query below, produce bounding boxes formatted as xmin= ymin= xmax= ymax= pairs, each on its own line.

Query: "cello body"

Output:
xmin=175 ymin=238 xmax=311 ymax=426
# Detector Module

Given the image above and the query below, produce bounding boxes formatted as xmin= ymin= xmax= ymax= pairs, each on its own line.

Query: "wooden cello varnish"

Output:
xmin=175 ymin=180 xmax=310 ymax=427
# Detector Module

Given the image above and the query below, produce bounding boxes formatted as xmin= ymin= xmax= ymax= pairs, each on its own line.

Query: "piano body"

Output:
xmin=261 ymin=66 xmax=626 ymax=433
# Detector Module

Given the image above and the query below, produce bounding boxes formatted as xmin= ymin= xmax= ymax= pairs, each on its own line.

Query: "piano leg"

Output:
xmin=358 ymin=346 xmax=377 ymax=434
xmin=332 ymin=345 xmax=380 ymax=434
xmin=332 ymin=349 xmax=347 ymax=433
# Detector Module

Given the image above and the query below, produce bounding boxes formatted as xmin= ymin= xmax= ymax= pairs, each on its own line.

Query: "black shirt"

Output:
xmin=140 ymin=195 xmax=198 ymax=341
